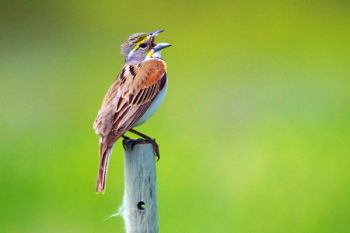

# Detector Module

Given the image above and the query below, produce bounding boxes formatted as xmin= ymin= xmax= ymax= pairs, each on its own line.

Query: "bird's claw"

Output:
xmin=149 ymin=138 xmax=160 ymax=161
xmin=122 ymin=136 xmax=132 ymax=150
xmin=139 ymin=138 xmax=160 ymax=161
xmin=122 ymin=137 xmax=160 ymax=161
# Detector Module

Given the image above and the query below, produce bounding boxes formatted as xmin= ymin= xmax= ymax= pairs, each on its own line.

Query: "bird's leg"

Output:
xmin=122 ymin=135 xmax=130 ymax=140
xmin=128 ymin=129 xmax=160 ymax=161
xmin=129 ymin=129 xmax=153 ymax=140
xmin=122 ymin=135 xmax=143 ymax=151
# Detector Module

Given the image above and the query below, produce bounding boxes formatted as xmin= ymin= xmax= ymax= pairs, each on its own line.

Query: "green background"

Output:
xmin=1 ymin=1 xmax=350 ymax=232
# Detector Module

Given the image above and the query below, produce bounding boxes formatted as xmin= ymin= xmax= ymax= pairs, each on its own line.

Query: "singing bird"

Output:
xmin=93 ymin=30 xmax=171 ymax=193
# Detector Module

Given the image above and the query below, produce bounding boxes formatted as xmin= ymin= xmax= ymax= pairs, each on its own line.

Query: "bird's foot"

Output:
xmin=146 ymin=138 xmax=160 ymax=161
xmin=122 ymin=137 xmax=160 ymax=161
xmin=122 ymin=135 xmax=131 ymax=150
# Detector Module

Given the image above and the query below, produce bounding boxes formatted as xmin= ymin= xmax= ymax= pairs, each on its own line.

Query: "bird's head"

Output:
xmin=121 ymin=29 xmax=171 ymax=62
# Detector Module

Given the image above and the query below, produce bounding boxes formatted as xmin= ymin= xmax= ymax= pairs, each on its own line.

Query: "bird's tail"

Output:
xmin=96 ymin=138 xmax=113 ymax=193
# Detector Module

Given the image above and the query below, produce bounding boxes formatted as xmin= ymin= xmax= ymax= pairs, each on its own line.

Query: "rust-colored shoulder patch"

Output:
xmin=138 ymin=60 xmax=166 ymax=88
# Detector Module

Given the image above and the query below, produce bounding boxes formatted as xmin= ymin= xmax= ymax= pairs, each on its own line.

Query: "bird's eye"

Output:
xmin=139 ymin=43 xmax=147 ymax=48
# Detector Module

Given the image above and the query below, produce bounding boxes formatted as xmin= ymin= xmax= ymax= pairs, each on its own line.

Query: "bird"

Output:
xmin=93 ymin=30 xmax=171 ymax=193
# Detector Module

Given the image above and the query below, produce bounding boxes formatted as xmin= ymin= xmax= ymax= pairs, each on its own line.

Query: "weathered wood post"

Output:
xmin=122 ymin=139 xmax=159 ymax=233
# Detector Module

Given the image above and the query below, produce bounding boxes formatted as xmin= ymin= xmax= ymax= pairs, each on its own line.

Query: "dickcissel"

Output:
xmin=93 ymin=30 xmax=171 ymax=193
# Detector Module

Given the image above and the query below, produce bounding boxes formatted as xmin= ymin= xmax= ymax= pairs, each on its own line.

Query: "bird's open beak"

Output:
xmin=148 ymin=30 xmax=171 ymax=54
xmin=149 ymin=29 xmax=165 ymax=37
xmin=153 ymin=43 xmax=172 ymax=52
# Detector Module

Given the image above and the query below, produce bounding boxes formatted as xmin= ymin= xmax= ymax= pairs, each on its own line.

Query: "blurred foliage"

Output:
xmin=1 ymin=0 xmax=350 ymax=232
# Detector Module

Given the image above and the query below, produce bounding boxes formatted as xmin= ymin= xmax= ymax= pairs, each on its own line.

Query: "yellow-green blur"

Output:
xmin=1 ymin=1 xmax=350 ymax=232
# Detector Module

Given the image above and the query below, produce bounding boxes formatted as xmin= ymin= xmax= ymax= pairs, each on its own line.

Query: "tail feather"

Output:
xmin=96 ymin=139 xmax=113 ymax=193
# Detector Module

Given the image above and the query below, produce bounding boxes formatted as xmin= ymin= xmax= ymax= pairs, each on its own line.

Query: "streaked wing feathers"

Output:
xmin=93 ymin=59 xmax=166 ymax=145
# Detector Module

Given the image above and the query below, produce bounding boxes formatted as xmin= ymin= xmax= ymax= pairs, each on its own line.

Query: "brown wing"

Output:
xmin=93 ymin=59 xmax=166 ymax=146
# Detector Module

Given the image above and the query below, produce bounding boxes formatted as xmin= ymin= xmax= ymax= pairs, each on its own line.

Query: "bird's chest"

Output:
xmin=135 ymin=80 xmax=168 ymax=126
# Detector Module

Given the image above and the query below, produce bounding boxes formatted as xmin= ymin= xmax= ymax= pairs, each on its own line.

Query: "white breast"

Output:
xmin=134 ymin=80 xmax=168 ymax=127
